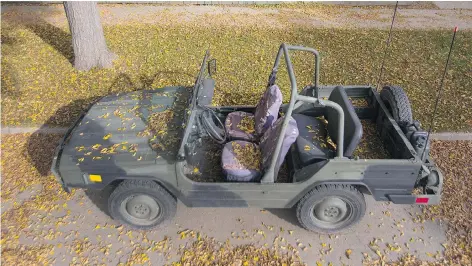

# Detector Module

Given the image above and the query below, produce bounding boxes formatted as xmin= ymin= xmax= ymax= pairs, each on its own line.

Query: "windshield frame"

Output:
xmin=177 ymin=50 xmax=211 ymax=158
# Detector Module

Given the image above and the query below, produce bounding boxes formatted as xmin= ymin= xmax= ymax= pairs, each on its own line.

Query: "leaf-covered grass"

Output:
xmin=1 ymin=15 xmax=471 ymax=131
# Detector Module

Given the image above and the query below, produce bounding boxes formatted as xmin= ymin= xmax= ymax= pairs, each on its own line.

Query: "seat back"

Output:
xmin=326 ymin=86 xmax=363 ymax=158
xmin=259 ymin=117 xmax=299 ymax=171
xmin=254 ymin=85 xmax=283 ymax=135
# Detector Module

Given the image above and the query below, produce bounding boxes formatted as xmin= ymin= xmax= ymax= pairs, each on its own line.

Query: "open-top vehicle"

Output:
xmin=52 ymin=44 xmax=443 ymax=233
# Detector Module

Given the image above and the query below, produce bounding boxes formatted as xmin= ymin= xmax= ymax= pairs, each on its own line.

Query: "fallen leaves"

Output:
xmin=1 ymin=134 xmax=76 ymax=265
xmin=2 ymin=13 xmax=471 ymax=133
xmin=1 ymin=4 xmax=472 ymax=265
xmin=353 ymin=120 xmax=391 ymax=159
xmin=345 ymin=249 xmax=352 ymax=259
xmin=173 ymin=233 xmax=304 ymax=266
xmin=225 ymin=141 xmax=261 ymax=170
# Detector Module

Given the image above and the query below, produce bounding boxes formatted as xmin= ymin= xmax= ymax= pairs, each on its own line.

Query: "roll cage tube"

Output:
xmin=262 ymin=44 xmax=345 ymax=183
xmin=268 ymin=45 xmax=320 ymax=98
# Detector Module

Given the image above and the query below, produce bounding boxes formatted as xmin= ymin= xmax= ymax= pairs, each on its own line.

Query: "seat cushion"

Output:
xmin=292 ymin=114 xmax=334 ymax=166
xmin=221 ymin=140 xmax=261 ymax=182
xmin=224 ymin=111 xmax=256 ymax=141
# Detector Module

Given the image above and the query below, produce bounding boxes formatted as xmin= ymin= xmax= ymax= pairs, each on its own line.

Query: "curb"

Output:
xmin=2 ymin=126 xmax=472 ymax=141
xmin=1 ymin=127 xmax=68 ymax=134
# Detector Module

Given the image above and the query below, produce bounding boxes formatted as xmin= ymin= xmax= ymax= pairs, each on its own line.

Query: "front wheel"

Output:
xmin=109 ymin=180 xmax=177 ymax=230
xmin=296 ymin=184 xmax=366 ymax=234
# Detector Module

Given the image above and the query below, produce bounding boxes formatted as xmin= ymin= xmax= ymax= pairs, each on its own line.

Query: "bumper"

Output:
xmin=388 ymin=166 xmax=444 ymax=205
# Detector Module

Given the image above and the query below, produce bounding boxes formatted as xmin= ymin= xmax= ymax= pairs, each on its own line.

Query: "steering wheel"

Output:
xmin=200 ymin=108 xmax=226 ymax=144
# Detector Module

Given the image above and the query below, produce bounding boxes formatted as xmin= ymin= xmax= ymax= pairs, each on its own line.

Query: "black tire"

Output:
xmin=296 ymin=184 xmax=366 ymax=234
xmin=108 ymin=180 xmax=176 ymax=230
xmin=380 ymin=85 xmax=413 ymax=127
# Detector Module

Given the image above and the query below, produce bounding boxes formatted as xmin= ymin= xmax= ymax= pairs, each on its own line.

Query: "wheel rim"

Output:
xmin=120 ymin=194 xmax=161 ymax=226
xmin=311 ymin=196 xmax=352 ymax=229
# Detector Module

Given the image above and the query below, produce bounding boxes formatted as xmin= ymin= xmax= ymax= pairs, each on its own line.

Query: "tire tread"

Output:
xmin=380 ymin=85 xmax=413 ymax=126
xmin=108 ymin=179 xmax=176 ymax=230
xmin=296 ymin=184 xmax=365 ymax=234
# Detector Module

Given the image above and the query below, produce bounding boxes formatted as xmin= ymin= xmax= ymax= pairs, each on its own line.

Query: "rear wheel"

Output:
xmin=296 ymin=184 xmax=366 ymax=234
xmin=109 ymin=180 xmax=176 ymax=229
xmin=380 ymin=85 xmax=413 ymax=128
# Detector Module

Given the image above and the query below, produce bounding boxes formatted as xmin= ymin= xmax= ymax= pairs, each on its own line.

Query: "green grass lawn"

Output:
xmin=1 ymin=20 xmax=471 ymax=131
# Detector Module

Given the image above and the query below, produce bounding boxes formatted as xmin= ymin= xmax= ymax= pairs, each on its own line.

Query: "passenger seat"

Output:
xmin=224 ymin=85 xmax=282 ymax=142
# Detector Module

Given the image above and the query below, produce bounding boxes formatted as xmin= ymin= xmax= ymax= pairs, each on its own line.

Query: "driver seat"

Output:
xmin=224 ymin=85 xmax=283 ymax=142
xmin=221 ymin=116 xmax=299 ymax=182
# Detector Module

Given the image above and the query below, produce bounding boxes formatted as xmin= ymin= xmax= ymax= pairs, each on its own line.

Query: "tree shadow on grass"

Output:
xmin=2 ymin=7 xmax=74 ymax=64
xmin=25 ymin=21 xmax=74 ymax=64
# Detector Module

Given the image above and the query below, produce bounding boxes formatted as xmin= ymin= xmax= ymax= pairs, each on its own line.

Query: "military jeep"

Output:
xmin=51 ymin=44 xmax=443 ymax=233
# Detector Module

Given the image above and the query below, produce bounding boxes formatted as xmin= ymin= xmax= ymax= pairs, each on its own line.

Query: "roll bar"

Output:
xmin=262 ymin=44 xmax=345 ymax=183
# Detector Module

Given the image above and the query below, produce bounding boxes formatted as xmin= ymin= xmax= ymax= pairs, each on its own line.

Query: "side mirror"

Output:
xmin=208 ymin=59 xmax=217 ymax=76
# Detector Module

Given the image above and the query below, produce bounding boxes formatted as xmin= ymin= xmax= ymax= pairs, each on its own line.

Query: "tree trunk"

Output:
xmin=64 ymin=1 xmax=116 ymax=71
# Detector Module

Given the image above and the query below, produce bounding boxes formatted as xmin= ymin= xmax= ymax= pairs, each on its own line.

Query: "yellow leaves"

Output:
xmin=103 ymin=133 xmax=112 ymax=140
xmin=179 ymin=230 xmax=188 ymax=239
xmin=99 ymin=112 xmax=110 ymax=119
xmin=75 ymin=146 xmax=86 ymax=152
xmin=304 ymin=145 xmax=311 ymax=151
xmin=92 ymin=144 xmax=102 ymax=150
xmin=375 ymin=249 xmax=383 ymax=259
xmin=193 ymin=167 xmax=199 ymax=174
xmin=387 ymin=243 xmax=402 ymax=252
xmin=345 ymin=249 xmax=352 ymax=258
xmin=255 ymin=229 xmax=266 ymax=238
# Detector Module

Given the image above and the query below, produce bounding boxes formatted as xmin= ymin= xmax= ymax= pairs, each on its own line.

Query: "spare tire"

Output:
xmin=380 ymin=85 xmax=413 ymax=127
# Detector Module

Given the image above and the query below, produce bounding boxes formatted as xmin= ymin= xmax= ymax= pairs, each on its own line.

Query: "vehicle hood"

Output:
xmin=60 ymin=87 xmax=190 ymax=171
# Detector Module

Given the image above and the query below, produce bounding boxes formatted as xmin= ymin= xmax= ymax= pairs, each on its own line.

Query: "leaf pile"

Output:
xmin=227 ymin=142 xmax=261 ymax=171
xmin=147 ymin=109 xmax=175 ymax=135
xmin=172 ymin=234 xmax=304 ymax=266
xmin=353 ymin=120 xmax=391 ymax=159
xmin=236 ymin=115 xmax=256 ymax=135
